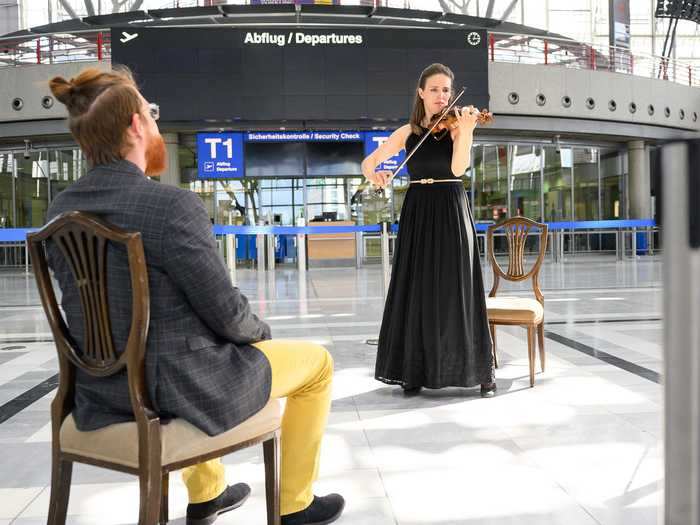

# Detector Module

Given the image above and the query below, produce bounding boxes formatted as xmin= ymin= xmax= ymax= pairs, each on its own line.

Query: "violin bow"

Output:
xmin=374 ymin=86 xmax=466 ymax=195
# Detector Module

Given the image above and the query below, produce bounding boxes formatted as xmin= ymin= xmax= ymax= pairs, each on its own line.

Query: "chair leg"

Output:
xmin=537 ymin=322 xmax=546 ymax=373
xmin=489 ymin=323 xmax=499 ymax=369
xmin=264 ymin=432 xmax=281 ymax=525
xmin=138 ymin=467 xmax=162 ymax=525
xmin=159 ymin=472 xmax=169 ymax=525
xmin=527 ymin=326 xmax=535 ymax=387
xmin=47 ymin=455 xmax=73 ymax=525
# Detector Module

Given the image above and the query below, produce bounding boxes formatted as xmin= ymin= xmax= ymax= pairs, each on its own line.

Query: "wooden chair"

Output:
xmin=28 ymin=211 xmax=281 ymax=525
xmin=485 ymin=217 xmax=548 ymax=387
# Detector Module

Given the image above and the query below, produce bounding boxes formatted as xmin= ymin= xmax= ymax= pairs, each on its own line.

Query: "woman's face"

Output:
xmin=418 ymin=73 xmax=452 ymax=116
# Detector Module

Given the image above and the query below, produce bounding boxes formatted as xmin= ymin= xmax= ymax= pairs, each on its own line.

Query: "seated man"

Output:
xmin=46 ymin=67 xmax=345 ymax=525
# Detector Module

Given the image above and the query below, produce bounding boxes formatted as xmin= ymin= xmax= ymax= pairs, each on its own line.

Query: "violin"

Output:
xmin=428 ymin=107 xmax=494 ymax=135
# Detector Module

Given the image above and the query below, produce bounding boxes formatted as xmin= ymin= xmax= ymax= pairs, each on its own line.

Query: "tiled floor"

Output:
xmin=0 ymin=255 xmax=663 ymax=524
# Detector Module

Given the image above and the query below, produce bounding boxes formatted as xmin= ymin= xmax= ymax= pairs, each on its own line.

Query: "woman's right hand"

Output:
xmin=367 ymin=170 xmax=392 ymax=189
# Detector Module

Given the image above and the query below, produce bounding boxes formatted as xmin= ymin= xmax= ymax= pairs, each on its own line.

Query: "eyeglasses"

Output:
xmin=147 ymin=102 xmax=160 ymax=121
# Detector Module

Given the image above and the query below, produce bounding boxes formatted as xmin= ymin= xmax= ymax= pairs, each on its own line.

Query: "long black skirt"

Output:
xmin=375 ymin=183 xmax=494 ymax=389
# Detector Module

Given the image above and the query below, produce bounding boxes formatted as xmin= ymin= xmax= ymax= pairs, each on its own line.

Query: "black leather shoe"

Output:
xmin=480 ymin=382 xmax=497 ymax=398
xmin=186 ymin=483 xmax=251 ymax=525
xmin=281 ymin=494 xmax=345 ymax=525
xmin=402 ymin=385 xmax=422 ymax=396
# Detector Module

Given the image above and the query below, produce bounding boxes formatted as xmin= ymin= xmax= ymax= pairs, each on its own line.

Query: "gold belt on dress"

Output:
xmin=409 ymin=178 xmax=463 ymax=185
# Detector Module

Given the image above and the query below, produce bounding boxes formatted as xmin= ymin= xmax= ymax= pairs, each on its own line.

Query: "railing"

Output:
xmin=1 ymin=13 xmax=699 ymax=88
xmin=0 ymin=220 xmax=658 ymax=281
xmin=489 ymin=32 xmax=698 ymax=87
xmin=0 ymin=32 xmax=111 ymax=69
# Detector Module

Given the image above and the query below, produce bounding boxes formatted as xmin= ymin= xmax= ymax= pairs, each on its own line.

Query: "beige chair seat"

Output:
xmin=486 ymin=296 xmax=544 ymax=324
xmin=60 ymin=399 xmax=282 ymax=469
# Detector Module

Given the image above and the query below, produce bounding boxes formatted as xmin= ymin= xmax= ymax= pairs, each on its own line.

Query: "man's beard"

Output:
xmin=145 ymin=132 xmax=167 ymax=176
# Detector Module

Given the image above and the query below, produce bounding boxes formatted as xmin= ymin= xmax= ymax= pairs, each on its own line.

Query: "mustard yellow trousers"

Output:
xmin=181 ymin=339 xmax=333 ymax=515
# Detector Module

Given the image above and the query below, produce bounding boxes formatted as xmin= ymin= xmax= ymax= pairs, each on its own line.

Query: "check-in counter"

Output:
xmin=307 ymin=220 xmax=356 ymax=267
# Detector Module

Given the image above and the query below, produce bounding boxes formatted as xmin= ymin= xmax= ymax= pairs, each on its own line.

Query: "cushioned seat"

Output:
xmin=61 ymin=399 xmax=282 ymax=469
xmin=485 ymin=296 xmax=544 ymax=324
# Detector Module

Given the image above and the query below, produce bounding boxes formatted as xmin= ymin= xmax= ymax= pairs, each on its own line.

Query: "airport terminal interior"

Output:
xmin=0 ymin=0 xmax=698 ymax=524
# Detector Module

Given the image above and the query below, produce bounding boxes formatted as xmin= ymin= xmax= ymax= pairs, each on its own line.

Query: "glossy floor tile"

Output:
xmin=0 ymin=256 xmax=663 ymax=524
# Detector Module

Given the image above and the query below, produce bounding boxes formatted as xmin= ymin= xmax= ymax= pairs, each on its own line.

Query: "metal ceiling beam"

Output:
xmin=57 ymin=0 xmax=78 ymax=20
xmin=501 ymin=0 xmax=519 ymax=21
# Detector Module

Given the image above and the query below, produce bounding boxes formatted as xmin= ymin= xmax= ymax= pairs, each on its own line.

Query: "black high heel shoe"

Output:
xmin=402 ymin=385 xmax=422 ymax=396
xmin=480 ymin=382 xmax=497 ymax=398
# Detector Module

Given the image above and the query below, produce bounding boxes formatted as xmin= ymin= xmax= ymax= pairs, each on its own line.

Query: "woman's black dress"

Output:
xmin=375 ymin=127 xmax=495 ymax=389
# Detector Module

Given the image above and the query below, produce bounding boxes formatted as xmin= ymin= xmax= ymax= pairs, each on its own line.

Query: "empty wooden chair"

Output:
xmin=485 ymin=217 xmax=548 ymax=387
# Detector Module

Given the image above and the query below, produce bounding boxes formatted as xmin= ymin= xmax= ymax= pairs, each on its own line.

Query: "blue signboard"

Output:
xmin=363 ymin=131 xmax=407 ymax=177
xmin=245 ymin=130 xmax=362 ymax=142
xmin=197 ymin=132 xmax=244 ymax=179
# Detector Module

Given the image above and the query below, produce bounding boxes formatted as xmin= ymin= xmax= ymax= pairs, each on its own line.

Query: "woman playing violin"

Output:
xmin=361 ymin=62 xmax=496 ymax=397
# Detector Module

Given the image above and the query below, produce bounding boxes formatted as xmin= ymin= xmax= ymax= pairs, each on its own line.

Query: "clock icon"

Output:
xmin=467 ymin=32 xmax=481 ymax=46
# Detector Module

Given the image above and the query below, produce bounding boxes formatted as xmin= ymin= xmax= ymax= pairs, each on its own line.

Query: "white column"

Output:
xmin=627 ymin=140 xmax=651 ymax=219
xmin=662 ymin=141 xmax=700 ymax=525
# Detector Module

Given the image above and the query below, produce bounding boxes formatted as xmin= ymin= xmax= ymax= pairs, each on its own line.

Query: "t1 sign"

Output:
xmin=363 ymin=131 xmax=407 ymax=177
xmin=197 ymin=133 xmax=245 ymax=179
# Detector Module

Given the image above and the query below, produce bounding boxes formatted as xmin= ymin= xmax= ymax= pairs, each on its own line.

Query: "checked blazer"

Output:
xmin=45 ymin=159 xmax=272 ymax=436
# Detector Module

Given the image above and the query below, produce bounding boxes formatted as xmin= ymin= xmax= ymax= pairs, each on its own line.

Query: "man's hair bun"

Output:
xmin=48 ymin=76 xmax=73 ymax=105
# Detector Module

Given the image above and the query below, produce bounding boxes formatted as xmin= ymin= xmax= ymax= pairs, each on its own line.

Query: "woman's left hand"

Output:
xmin=451 ymin=105 xmax=479 ymax=137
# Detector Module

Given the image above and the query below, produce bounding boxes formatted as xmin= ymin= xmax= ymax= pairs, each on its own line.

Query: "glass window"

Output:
xmin=523 ymin=0 xmax=547 ymax=31
xmin=474 ymin=145 xmax=507 ymax=222
xmin=600 ymin=148 xmax=627 ymax=220
xmin=391 ymin=175 xmax=410 ymax=222
xmin=258 ymin=178 xmax=304 ymax=225
xmin=15 ymin=151 xmax=49 ymax=227
xmin=306 ymin=177 xmax=359 ymax=222
xmin=574 ymin=147 xmax=599 ymax=221
xmin=509 ymin=144 xmax=542 ymax=220
xmin=189 ymin=180 xmax=216 ymax=223
xmin=178 ymin=144 xmax=196 ymax=189
xmin=543 ymin=146 xmax=572 ymax=223
xmin=572 ymin=147 xmax=600 ymax=251
xmin=214 ymin=180 xmax=247 ymax=225
xmin=50 ymin=149 xmax=85 ymax=202
xmin=0 ymin=153 xmax=13 ymax=228
xmin=630 ymin=36 xmax=653 ymax=56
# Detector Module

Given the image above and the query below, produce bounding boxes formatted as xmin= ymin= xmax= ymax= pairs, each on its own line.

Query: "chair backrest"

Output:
xmin=486 ymin=216 xmax=548 ymax=304
xmin=27 ymin=211 xmax=153 ymax=427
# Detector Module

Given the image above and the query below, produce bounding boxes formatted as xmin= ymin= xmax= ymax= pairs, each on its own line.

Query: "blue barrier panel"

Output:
xmin=0 ymin=220 xmax=657 ymax=243
xmin=636 ymin=231 xmax=649 ymax=255
xmin=212 ymin=224 xmax=382 ymax=235
xmin=544 ymin=219 xmax=655 ymax=230
xmin=0 ymin=229 xmax=38 ymax=242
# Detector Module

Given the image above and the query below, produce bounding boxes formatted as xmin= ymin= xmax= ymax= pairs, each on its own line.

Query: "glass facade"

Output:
xmin=0 ymin=140 xmax=629 ymax=233
xmin=181 ymin=139 xmax=629 ymax=229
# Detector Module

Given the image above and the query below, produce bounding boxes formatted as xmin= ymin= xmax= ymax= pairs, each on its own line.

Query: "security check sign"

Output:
xmin=363 ymin=132 xmax=407 ymax=177
xmin=197 ymin=132 xmax=244 ymax=179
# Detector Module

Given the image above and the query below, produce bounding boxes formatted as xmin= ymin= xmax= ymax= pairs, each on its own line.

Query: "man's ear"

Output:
xmin=127 ymin=112 xmax=144 ymax=140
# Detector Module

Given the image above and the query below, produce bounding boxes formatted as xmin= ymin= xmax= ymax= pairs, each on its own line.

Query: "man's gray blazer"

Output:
xmin=46 ymin=159 xmax=272 ymax=436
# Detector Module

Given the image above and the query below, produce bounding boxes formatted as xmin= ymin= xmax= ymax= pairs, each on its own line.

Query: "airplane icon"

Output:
xmin=120 ymin=32 xmax=139 ymax=44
